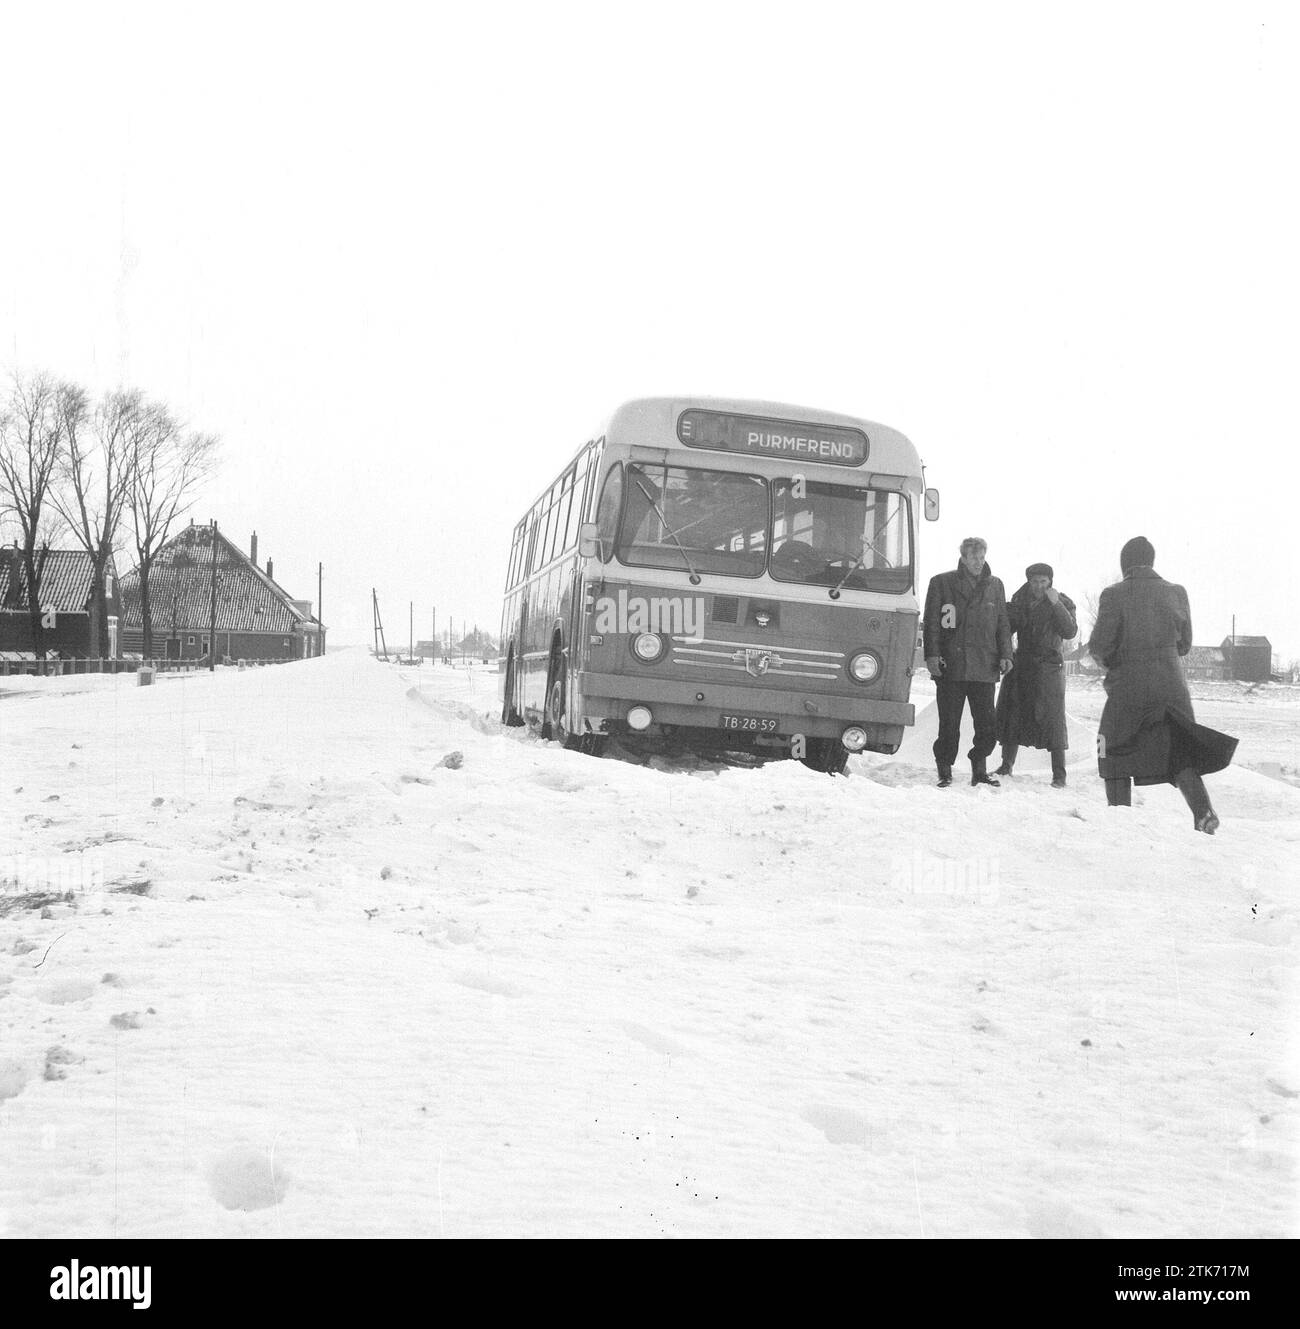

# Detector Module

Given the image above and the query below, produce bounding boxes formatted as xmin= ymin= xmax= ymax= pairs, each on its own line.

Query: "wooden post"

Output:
xmin=209 ymin=519 xmax=218 ymax=672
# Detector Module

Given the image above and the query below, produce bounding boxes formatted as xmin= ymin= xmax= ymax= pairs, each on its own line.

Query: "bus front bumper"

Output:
xmin=577 ymin=669 xmax=914 ymax=739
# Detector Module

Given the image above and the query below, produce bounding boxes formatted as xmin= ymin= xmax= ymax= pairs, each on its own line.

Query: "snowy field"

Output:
xmin=0 ymin=650 xmax=1296 ymax=1238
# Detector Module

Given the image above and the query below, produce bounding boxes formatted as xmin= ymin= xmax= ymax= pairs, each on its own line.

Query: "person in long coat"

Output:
xmin=994 ymin=562 xmax=1078 ymax=787
xmin=1086 ymin=536 xmax=1237 ymax=832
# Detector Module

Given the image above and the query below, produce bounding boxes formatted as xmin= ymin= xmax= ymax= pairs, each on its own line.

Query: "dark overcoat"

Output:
xmin=1087 ymin=567 xmax=1237 ymax=783
xmin=922 ymin=563 xmax=1012 ymax=683
xmin=995 ymin=585 xmax=1077 ymax=750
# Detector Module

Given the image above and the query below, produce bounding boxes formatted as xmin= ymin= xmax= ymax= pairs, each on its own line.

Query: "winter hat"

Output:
xmin=1120 ymin=536 xmax=1155 ymax=574
xmin=1025 ymin=562 xmax=1054 ymax=582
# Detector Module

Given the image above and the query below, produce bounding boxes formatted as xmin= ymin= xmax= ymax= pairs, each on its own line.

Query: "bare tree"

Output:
xmin=1080 ymin=588 xmax=1103 ymax=642
xmin=53 ymin=386 xmax=140 ymax=657
xmin=126 ymin=403 xmax=218 ymax=657
xmin=0 ymin=372 xmax=74 ymax=657
xmin=1080 ymin=569 xmax=1123 ymax=646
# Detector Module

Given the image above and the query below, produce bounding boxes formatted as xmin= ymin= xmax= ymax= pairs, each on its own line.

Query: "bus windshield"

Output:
xmin=614 ymin=465 xmax=912 ymax=590
xmin=618 ymin=464 xmax=768 ymax=576
xmin=770 ymin=480 xmax=912 ymax=592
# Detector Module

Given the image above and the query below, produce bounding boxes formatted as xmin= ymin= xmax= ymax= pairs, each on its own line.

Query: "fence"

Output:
xmin=0 ymin=657 xmax=293 ymax=677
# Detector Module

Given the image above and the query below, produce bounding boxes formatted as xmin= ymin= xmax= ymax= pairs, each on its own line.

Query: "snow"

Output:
xmin=0 ymin=651 xmax=1296 ymax=1237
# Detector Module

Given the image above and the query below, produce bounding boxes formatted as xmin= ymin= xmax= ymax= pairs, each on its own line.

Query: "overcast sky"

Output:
xmin=2 ymin=2 xmax=1296 ymax=660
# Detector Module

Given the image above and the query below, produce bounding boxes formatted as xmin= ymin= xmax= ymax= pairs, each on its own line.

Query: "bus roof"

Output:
xmin=599 ymin=397 xmax=923 ymax=476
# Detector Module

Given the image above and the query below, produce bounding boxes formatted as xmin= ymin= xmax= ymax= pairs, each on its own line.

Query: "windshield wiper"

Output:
xmin=828 ymin=505 xmax=902 ymax=598
xmin=633 ymin=476 xmax=703 ymax=585
xmin=828 ymin=554 xmax=866 ymax=599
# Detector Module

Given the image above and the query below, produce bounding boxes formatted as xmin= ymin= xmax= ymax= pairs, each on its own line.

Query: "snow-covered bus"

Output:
xmin=499 ymin=398 xmax=938 ymax=772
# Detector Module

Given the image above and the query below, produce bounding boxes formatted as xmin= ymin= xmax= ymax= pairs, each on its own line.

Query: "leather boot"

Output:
xmin=1176 ymin=767 xmax=1219 ymax=834
xmin=936 ymin=763 xmax=953 ymax=788
xmin=994 ymin=743 xmax=1017 ymax=777
xmin=971 ymin=756 xmax=1000 ymax=787
xmin=1050 ymin=750 xmax=1067 ymax=788
xmin=1105 ymin=777 xmax=1132 ymax=807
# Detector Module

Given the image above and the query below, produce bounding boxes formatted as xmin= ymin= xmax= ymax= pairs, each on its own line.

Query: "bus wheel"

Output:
xmin=546 ymin=675 xmax=581 ymax=750
xmin=800 ymin=738 xmax=849 ymax=776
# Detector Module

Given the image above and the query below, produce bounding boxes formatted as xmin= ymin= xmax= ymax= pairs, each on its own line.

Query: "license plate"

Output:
xmin=718 ymin=712 xmax=779 ymax=733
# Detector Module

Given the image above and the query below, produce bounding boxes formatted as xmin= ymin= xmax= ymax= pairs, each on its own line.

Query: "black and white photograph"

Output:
xmin=0 ymin=0 xmax=1295 ymax=1273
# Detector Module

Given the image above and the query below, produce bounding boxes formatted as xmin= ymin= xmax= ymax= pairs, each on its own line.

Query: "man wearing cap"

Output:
xmin=923 ymin=537 xmax=1013 ymax=787
xmin=1087 ymin=536 xmax=1237 ymax=832
xmin=993 ymin=563 xmax=1078 ymax=787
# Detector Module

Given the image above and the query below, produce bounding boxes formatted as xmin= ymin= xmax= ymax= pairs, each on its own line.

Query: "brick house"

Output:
xmin=1220 ymin=635 xmax=1272 ymax=683
xmin=0 ymin=546 xmax=122 ymax=658
xmin=118 ymin=523 xmax=324 ymax=662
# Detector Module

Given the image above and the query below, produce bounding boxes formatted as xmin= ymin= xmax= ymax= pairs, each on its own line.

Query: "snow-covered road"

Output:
xmin=1 ymin=651 xmax=1296 ymax=1237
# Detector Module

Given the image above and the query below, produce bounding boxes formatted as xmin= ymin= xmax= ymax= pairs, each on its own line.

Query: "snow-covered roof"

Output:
xmin=118 ymin=524 xmax=321 ymax=634
xmin=0 ymin=548 xmax=100 ymax=613
xmin=1185 ymin=646 xmax=1226 ymax=668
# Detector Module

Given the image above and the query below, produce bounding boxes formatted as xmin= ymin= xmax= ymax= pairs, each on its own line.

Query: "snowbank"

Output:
xmin=0 ymin=650 xmax=1295 ymax=1237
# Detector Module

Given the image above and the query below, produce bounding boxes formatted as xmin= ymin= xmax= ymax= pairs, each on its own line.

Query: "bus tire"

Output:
xmin=800 ymin=737 xmax=849 ymax=776
xmin=544 ymin=656 xmax=582 ymax=750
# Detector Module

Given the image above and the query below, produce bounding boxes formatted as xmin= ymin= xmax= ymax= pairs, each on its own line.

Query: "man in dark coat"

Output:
xmin=923 ymin=536 xmax=1013 ymax=787
xmin=1087 ymin=536 xmax=1237 ymax=833
xmin=994 ymin=562 xmax=1078 ymax=788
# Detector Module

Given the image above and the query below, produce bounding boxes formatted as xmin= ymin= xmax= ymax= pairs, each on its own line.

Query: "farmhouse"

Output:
xmin=118 ymin=523 xmax=324 ymax=662
xmin=0 ymin=546 xmax=121 ymax=658
xmin=1182 ymin=645 xmax=1229 ymax=682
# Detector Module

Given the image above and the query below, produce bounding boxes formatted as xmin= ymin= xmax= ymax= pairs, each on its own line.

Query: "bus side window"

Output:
xmin=554 ymin=469 xmax=576 ymax=556
xmin=545 ymin=477 xmax=566 ymax=565
xmin=534 ymin=500 xmax=553 ymax=574
xmin=594 ymin=464 xmax=624 ymax=562
xmin=562 ymin=460 xmax=587 ymax=552
xmin=508 ymin=521 xmax=526 ymax=586
xmin=524 ymin=508 xmax=542 ymax=577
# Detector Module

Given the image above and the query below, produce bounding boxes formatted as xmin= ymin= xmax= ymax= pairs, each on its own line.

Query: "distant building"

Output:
xmin=118 ymin=523 xmax=324 ymax=662
xmin=1064 ymin=641 xmax=1102 ymax=676
xmin=1220 ymin=635 xmax=1271 ymax=683
xmin=1183 ymin=645 xmax=1229 ymax=681
xmin=0 ymin=546 xmax=122 ymax=658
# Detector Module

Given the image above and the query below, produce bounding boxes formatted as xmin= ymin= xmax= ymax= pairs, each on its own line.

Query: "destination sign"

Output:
xmin=677 ymin=409 xmax=868 ymax=467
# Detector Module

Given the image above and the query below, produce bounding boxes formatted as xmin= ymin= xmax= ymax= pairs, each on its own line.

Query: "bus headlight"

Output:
xmin=841 ymin=726 xmax=869 ymax=751
xmin=627 ymin=705 xmax=653 ymax=731
xmin=630 ymin=632 xmax=665 ymax=663
xmin=848 ymin=651 xmax=880 ymax=682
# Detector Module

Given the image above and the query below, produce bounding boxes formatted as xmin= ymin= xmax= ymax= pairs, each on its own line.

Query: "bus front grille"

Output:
xmin=669 ymin=635 xmax=843 ymax=681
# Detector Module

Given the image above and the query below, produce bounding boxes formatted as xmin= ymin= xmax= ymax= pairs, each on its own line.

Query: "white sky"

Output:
xmin=2 ymin=1 xmax=1296 ymax=659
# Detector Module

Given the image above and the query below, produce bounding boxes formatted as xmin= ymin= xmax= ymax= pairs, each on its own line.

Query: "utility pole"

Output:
xmin=409 ymin=601 xmax=414 ymax=664
xmin=372 ymin=589 xmax=388 ymax=660
xmin=318 ymin=562 xmax=323 ymax=657
xmin=209 ymin=519 xmax=218 ymax=672
xmin=431 ymin=607 xmax=436 ymax=664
